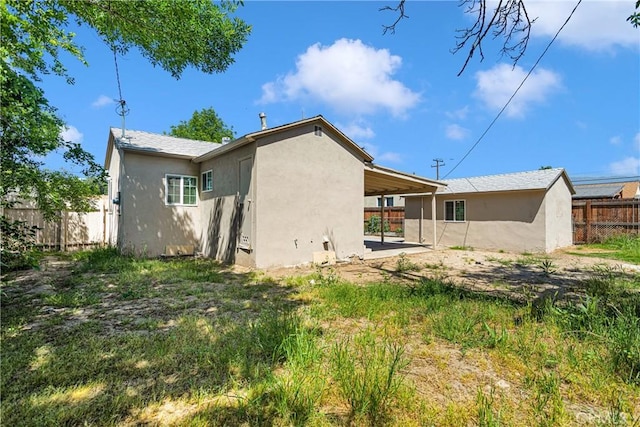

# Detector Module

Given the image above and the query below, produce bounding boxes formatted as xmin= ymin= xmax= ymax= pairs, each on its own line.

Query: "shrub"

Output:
xmin=0 ymin=216 xmax=42 ymax=271
xmin=366 ymin=215 xmax=391 ymax=234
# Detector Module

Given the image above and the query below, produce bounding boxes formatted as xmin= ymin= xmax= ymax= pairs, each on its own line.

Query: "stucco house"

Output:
xmin=105 ymin=115 xmax=444 ymax=268
xmin=403 ymin=168 xmax=575 ymax=253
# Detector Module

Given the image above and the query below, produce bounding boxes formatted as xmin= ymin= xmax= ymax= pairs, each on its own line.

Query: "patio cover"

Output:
xmin=364 ymin=164 xmax=446 ymax=248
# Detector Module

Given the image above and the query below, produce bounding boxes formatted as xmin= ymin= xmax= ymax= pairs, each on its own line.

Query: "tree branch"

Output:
xmin=380 ymin=0 xmax=408 ymax=35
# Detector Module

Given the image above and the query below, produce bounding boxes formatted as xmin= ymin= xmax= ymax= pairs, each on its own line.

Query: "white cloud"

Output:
xmin=445 ymin=106 xmax=470 ymax=121
xmin=474 ymin=63 xmax=562 ymax=118
xmin=337 ymin=121 xmax=376 ymax=140
xmin=377 ymin=152 xmax=403 ymax=163
xmin=609 ymin=156 xmax=640 ymax=176
xmin=361 ymin=142 xmax=402 ymax=164
xmin=526 ymin=1 xmax=639 ymax=51
xmin=92 ymin=95 xmax=115 ymax=108
xmin=445 ymin=124 xmax=470 ymax=141
xmin=610 ymin=135 xmax=622 ymax=145
xmin=258 ymin=38 xmax=421 ymax=117
xmin=60 ymin=125 xmax=83 ymax=144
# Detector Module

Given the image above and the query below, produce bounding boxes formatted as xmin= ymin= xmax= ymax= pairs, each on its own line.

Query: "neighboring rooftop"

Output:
xmin=110 ymin=128 xmax=221 ymax=159
xmin=437 ymin=168 xmax=574 ymax=195
xmin=573 ymin=183 xmax=625 ymax=199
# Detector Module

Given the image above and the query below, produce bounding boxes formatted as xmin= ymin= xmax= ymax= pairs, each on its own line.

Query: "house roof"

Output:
xmin=434 ymin=168 xmax=575 ymax=195
xmin=193 ymin=115 xmax=374 ymax=163
xmin=365 ymin=164 xmax=446 ymax=196
xmin=573 ymin=183 xmax=625 ymax=199
xmin=106 ymin=128 xmax=220 ymax=166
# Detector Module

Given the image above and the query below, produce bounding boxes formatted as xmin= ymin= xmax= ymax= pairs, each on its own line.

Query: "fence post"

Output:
xmin=585 ymin=200 xmax=592 ymax=243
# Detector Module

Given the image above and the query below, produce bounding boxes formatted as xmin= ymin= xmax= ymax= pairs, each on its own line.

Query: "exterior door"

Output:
xmin=238 ymin=157 xmax=252 ymax=250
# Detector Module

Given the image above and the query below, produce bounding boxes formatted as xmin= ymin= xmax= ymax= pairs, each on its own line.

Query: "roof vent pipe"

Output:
xmin=259 ymin=112 xmax=267 ymax=130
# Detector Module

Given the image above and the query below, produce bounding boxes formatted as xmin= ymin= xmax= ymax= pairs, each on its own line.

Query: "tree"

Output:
xmin=167 ymin=108 xmax=235 ymax=143
xmin=1 ymin=0 xmax=249 ymax=210
xmin=1 ymin=0 xmax=250 ymax=262
xmin=381 ymin=0 xmax=639 ymax=75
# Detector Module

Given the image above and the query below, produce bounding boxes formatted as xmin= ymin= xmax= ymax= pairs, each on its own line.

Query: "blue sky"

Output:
xmin=43 ymin=1 xmax=639 ymax=181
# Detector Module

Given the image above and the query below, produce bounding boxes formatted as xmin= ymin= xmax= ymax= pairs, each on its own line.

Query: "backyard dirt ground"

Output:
xmin=4 ymin=246 xmax=639 ymax=425
xmin=261 ymin=245 xmax=640 ymax=303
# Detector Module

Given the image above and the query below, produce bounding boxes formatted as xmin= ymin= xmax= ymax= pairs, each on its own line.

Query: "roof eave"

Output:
xmin=193 ymin=136 xmax=254 ymax=163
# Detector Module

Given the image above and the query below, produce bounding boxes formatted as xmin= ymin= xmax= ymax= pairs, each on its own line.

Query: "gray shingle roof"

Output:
xmin=438 ymin=168 xmax=569 ymax=194
xmin=573 ymin=183 xmax=624 ymax=199
xmin=110 ymin=128 xmax=220 ymax=158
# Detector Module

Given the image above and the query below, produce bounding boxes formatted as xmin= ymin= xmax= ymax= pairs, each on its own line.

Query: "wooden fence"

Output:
xmin=364 ymin=207 xmax=405 ymax=235
xmin=2 ymin=196 xmax=108 ymax=251
xmin=572 ymin=199 xmax=639 ymax=243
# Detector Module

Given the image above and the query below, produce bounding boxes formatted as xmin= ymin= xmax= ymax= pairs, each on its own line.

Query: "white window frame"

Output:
xmin=165 ymin=174 xmax=198 ymax=206
xmin=201 ymin=170 xmax=213 ymax=192
xmin=444 ymin=199 xmax=466 ymax=222
xmin=314 ymin=125 xmax=322 ymax=136
xmin=376 ymin=196 xmax=394 ymax=207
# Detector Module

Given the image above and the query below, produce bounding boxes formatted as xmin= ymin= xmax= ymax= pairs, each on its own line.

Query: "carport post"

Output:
xmin=419 ymin=196 xmax=424 ymax=244
xmin=431 ymin=192 xmax=437 ymax=249
xmin=380 ymin=194 xmax=385 ymax=245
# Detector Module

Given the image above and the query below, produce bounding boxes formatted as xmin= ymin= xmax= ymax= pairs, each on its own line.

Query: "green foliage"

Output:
xmin=0 ymin=62 xmax=104 ymax=219
xmin=395 ymin=252 xmax=421 ymax=273
xmin=1 ymin=0 xmax=250 ymax=238
xmin=0 ymin=216 xmax=42 ymax=271
xmin=2 ymin=0 xmax=250 ymax=81
xmin=366 ymin=215 xmax=391 ymax=234
xmin=167 ymin=107 xmax=235 ymax=143
xmin=540 ymin=259 xmax=556 ymax=275
xmin=476 ymin=388 xmax=502 ymax=427
xmin=331 ymin=331 xmax=409 ymax=425
xmin=628 ymin=0 xmax=640 ymax=27
xmin=571 ymin=235 xmax=640 ymax=263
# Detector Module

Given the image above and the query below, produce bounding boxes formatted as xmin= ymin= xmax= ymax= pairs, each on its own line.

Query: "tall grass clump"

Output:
xmin=330 ymin=330 xmax=410 ymax=426
xmin=541 ymin=267 xmax=640 ymax=385
xmin=476 ymin=388 xmax=502 ymax=427
xmin=270 ymin=326 xmax=326 ymax=425
xmin=395 ymin=252 xmax=421 ymax=273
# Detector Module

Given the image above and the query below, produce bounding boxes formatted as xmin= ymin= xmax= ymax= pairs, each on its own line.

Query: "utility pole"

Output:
xmin=431 ymin=158 xmax=445 ymax=179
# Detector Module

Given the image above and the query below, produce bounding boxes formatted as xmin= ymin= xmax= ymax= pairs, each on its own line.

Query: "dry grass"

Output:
xmin=2 ymin=246 xmax=639 ymax=426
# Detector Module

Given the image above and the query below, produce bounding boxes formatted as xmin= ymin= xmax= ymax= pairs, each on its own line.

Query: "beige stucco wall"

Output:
xmin=118 ymin=152 xmax=201 ymax=257
xmin=198 ymin=143 xmax=256 ymax=267
xmin=253 ymin=124 xmax=365 ymax=268
xmin=405 ymin=191 xmax=551 ymax=253
xmin=544 ymin=177 xmax=574 ymax=251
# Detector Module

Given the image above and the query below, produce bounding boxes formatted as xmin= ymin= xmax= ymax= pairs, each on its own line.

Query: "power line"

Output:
xmin=443 ymin=0 xmax=583 ymax=179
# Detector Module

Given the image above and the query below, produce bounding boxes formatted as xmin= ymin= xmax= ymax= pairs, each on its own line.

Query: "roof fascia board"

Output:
xmin=119 ymin=146 xmax=198 ymax=161
xmin=192 ymin=136 xmax=254 ymax=163
xmin=194 ymin=116 xmax=374 ymax=164
xmin=366 ymin=163 xmax=446 ymax=187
